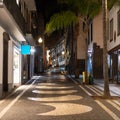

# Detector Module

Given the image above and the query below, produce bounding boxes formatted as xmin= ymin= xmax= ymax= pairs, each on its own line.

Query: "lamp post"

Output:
xmin=38 ymin=37 xmax=43 ymax=43
xmin=37 ymin=37 xmax=45 ymax=72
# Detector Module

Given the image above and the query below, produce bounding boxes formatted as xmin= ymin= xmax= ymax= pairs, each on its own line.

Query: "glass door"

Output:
xmin=13 ymin=47 xmax=20 ymax=86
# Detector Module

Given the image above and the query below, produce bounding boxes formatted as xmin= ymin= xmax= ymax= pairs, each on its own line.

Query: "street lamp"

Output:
xmin=38 ymin=37 xmax=43 ymax=43
xmin=62 ymin=51 xmax=65 ymax=55
xmin=37 ymin=37 xmax=45 ymax=72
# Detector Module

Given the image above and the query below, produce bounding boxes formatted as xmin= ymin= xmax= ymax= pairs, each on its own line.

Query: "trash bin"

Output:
xmin=89 ymin=75 xmax=94 ymax=85
xmin=82 ymin=72 xmax=89 ymax=84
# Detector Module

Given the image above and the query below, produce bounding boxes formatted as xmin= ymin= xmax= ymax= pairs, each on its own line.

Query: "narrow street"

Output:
xmin=0 ymin=74 xmax=120 ymax=120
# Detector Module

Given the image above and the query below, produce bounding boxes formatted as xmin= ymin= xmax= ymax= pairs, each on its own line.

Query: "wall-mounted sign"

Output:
xmin=21 ymin=45 xmax=31 ymax=55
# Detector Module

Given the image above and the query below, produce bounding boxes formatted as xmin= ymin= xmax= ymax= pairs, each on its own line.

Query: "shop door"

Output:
xmin=13 ymin=48 xmax=20 ymax=85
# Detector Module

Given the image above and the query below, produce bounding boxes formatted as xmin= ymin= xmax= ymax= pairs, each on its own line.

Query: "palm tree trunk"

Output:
xmin=84 ymin=18 xmax=89 ymax=84
xmin=102 ymin=0 xmax=111 ymax=98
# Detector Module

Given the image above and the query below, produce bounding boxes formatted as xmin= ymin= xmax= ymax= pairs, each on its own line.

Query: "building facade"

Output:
xmin=108 ymin=5 xmax=120 ymax=83
xmin=87 ymin=5 xmax=120 ymax=83
xmin=49 ymin=38 xmax=66 ymax=71
xmin=88 ymin=11 xmax=104 ymax=79
xmin=0 ymin=0 xmax=36 ymax=98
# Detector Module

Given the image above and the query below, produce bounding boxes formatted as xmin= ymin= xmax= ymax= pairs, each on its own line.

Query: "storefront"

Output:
xmin=108 ymin=48 xmax=120 ymax=83
xmin=13 ymin=47 xmax=21 ymax=86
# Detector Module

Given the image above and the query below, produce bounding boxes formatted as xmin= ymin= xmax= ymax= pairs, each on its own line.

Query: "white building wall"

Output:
xmin=0 ymin=26 xmax=22 ymax=98
xmin=77 ymin=17 xmax=86 ymax=59
xmin=93 ymin=11 xmax=103 ymax=48
xmin=108 ymin=5 xmax=120 ymax=51
xmin=88 ymin=11 xmax=103 ymax=54
xmin=10 ymin=37 xmax=22 ymax=86
xmin=0 ymin=26 xmax=4 ymax=98
xmin=77 ymin=36 xmax=86 ymax=59
xmin=1 ymin=33 xmax=22 ymax=92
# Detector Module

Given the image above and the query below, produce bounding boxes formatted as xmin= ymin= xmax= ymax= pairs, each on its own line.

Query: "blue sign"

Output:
xmin=21 ymin=45 xmax=31 ymax=55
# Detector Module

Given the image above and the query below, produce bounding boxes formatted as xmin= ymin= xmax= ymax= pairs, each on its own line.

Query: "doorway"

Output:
xmin=13 ymin=47 xmax=20 ymax=86
xmin=109 ymin=50 xmax=120 ymax=83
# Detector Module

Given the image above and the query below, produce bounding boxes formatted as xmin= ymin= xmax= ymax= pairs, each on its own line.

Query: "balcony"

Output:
xmin=3 ymin=0 xmax=26 ymax=34
xmin=0 ymin=0 xmax=26 ymax=41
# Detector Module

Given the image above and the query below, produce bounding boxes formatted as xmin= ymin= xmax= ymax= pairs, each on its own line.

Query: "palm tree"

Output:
xmin=45 ymin=0 xmax=120 ymax=98
xmin=45 ymin=0 xmax=102 ymax=34
xmin=102 ymin=0 xmax=110 ymax=98
xmin=45 ymin=0 xmax=102 ymax=78
xmin=102 ymin=0 xmax=120 ymax=98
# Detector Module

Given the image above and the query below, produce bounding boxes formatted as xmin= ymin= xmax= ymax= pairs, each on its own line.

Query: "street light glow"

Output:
xmin=38 ymin=37 xmax=43 ymax=43
xmin=30 ymin=46 xmax=35 ymax=53
xmin=62 ymin=51 xmax=65 ymax=55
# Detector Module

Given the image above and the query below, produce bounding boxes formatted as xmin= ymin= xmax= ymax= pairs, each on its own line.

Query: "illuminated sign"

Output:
xmin=21 ymin=45 xmax=31 ymax=55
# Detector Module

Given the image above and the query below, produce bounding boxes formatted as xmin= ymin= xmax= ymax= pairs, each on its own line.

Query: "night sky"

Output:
xmin=35 ymin=0 xmax=58 ymax=23
xmin=35 ymin=0 xmax=65 ymax=48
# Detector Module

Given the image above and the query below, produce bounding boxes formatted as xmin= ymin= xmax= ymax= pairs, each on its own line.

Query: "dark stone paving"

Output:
xmin=0 ymin=74 xmax=120 ymax=120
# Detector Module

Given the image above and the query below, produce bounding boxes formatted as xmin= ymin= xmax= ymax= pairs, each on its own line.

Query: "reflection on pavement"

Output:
xmin=36 ymin=86 xmax=74 ymax=89
xmin=32 ymin=89 xmax=77 ymax=94
xmin=28 ymin=82 xmax=93 ymax=116
xmin=28 ymin=95 xmax=83 ymax=102
xmin=37 ymin=103 xmax=92 ymax=116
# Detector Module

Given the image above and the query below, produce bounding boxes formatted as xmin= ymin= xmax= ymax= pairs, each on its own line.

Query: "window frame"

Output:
xmin=117 ymin=10 xmax=120 ymax=36
xmin=109 ymin=18 xmax=113 ymax=42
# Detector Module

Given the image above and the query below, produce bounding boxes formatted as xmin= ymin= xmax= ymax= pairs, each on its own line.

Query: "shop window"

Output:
xmin=109 ymin=18 xmax=113 ymax=42
xmin=117 ymin=10 xmax=120 ymax=36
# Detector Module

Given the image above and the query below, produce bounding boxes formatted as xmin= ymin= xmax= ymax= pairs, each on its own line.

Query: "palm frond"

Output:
xmin=45 ymin=0 xmax=120 ymax=35
xmin=88 ymin=1 xmax=102 ymax=18
xmin=108 ymin=0 xmax=120 ymax=9
xmin=45 ymin=11 xmax=78 ymax=35
xmin=108 ymin=0 xmax=117 ymax=9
